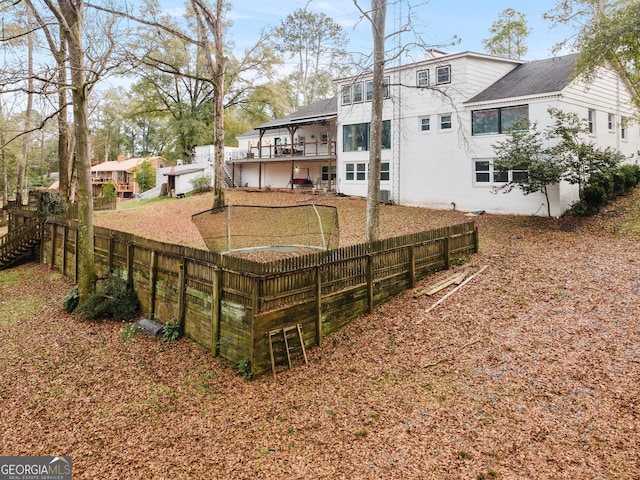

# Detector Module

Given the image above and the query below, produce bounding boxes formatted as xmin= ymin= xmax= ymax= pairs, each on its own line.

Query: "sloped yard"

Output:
xmin=1 ymin=190 xmax=639 ymax=479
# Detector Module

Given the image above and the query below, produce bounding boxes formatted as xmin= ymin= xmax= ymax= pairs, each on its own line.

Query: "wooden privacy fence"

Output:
xmin=42 ymin=217 xmax=478 ymax=376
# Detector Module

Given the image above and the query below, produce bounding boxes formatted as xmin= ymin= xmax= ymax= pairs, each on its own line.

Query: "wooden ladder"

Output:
xmin=267 ymin=324 xmax=308 ymax=379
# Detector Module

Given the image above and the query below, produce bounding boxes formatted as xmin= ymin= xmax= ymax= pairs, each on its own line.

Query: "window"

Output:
xmin=322 ymin=165 xmax=336 ymax=181
xmin=380 ymin=162 xmax=390 ymax=181
xmin=417 ymin=69 xmax=429 ymax=87
xmin=343 ymin=123 xmax=369 ymax=152
xmin=356 ymin=163 xmax=366 ymax=180
xmin=321 ymin=133 xmax=328 ymax=142
xmin=621 ymin=117 xmax=628 ymax=140
xmin=436 ymin=65 xmax=451 ymax=85
xmin=341 ymin=85 xmax=352 ymax=105
xmin=384 ymin=76 xmax=390 ymax=98
xmin=440 ymin=114 xmax=452 ymax=130
xmin=297 ymin=136 xmax=305 ymax=144
xmin=420 ymin=116 xmax=431 ymax=132
xmin=472 ymin=105 xmax=529 ymax=135
xmin=343 ymin=120 xmax=391 ymax=151
xmin=353 ymin=82 xmax=364 ymax=103
xmin=588 ymin=109 xmax=595 ymax=134
xmin=474 ymin=160 xmax=528 ymax=184
xmin=365 ymin=80 xmax=373 ymax=102
xmin=608 ymin=113 xmax=615 ymax=131
xmin=346 ymin=163 xmax=354 ymax=180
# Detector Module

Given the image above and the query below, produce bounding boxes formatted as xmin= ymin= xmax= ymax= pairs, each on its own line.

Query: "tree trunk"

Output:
xmin=365 ymin=0 xmax=387 ymax=243
xmin=57 ymin=26 xmax=71 ymax=200
xmin=211 ymin=0 xmax=227 ymax=208
xmin=58 ymin=0 xmax=95 ymax=300
xmin=18 ymin=10 xmax=35 ymax=205
xmin=0 ymin=99 xmax=7 ymax=210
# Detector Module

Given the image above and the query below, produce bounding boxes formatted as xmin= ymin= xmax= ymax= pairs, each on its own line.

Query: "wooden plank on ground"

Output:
xmin=413 ymin=269 xmax=469 ymax=298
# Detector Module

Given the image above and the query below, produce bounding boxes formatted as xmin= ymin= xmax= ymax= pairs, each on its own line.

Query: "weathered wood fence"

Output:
xmin=40 ymin=216 xmax=478 ymax=376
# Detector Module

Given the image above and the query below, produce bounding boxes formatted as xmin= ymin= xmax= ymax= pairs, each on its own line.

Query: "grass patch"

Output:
xmin=0 ymin=296 xmax=42 ymax=327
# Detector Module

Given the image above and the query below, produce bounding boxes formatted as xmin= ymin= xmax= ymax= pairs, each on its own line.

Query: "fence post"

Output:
xmin=408 ymin=245 xmax=416 ymax=288
xmin=177 ymin=263 xmax=186 ymax=331
xmin=126 ymin=242 xmax=134 ymax=287
xmin=250 ymin=276 xmax=260 ymax=376
xmin=211 ymin=267 xmax=221 ymax=357
xmin=62 ymin=224 xmax=68 ymax=276
xmin=50 ymin=223 xmax=56 ymax=271
xmin=443 ymin=236 xmax=450 ymax=270
xmin=367 ymin=253 xmax=374 ymax=314
xmin=107 ymin=233 xmax=115 ymax=274
xmin=74 ymin=227 xmax=78 ymax=284
xmin=315 ymin=266 xmax=322 ymax=345
xmin=149 ymin=250 xmax=157 ymax=320
xmin=473 ymin=224 xmax=479 ymax=254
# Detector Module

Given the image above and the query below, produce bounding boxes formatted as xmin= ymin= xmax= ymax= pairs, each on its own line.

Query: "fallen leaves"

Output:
xmin=1 ymin=190 xmax=640 ymax=478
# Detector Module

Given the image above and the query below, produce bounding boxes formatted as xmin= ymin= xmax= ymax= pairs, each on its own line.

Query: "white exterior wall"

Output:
xmin=336 ymin=52 xmax=640 ymax=216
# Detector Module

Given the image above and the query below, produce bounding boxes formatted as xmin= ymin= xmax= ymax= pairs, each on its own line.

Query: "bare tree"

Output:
xmin=190 ymin=0 xmax=227 ymax=208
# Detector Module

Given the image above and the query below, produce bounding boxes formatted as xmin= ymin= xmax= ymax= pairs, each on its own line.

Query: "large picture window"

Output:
xmin=472 ymin=105 xmax=529 ymax=135
xmin=343 ymin=120 xmax=391 ymax=151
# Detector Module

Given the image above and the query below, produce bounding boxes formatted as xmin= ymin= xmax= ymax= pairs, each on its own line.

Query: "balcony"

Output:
xmin=244 ymin=140 xmax=337 ymax=162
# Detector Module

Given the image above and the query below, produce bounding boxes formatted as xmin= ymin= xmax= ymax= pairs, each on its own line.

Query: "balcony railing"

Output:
xmin=246 ymin=140 xmax=336 ymax=160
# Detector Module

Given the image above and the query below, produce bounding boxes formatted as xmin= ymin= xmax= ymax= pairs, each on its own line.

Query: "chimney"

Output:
xmin=117 ymin=154 xmax=126 ymax=163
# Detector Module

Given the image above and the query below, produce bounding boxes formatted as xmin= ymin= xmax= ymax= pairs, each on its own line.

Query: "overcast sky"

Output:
xmin=161 ymin=0 xmax=577 ymax=61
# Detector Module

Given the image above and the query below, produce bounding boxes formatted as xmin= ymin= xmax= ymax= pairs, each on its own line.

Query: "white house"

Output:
xmin=335 ymin=51 xmax=640 ymax=216
xmin=235 ymin=51 xmax=640 ymax=216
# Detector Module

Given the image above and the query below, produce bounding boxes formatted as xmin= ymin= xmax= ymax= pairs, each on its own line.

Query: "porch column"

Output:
xmin=290 ymin=160 xmax=294 ymax=190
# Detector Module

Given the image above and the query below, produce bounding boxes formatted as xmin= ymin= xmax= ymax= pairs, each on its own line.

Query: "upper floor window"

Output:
xmin=417 ymin=69 xmax=429 ymax=87
xmin=588 ymin=109 xmax=595 ymax=134
xmin=341 ymin=85 xmax=352 ymax=105
xmin=621 ymin=116 xmax=628 ymax=140
xmin=365 ymin=80 xmax=373 ymax=102
xmin=439 ymin=114 xmax=452 ymax=130
xmin=384 ymin=76 xmax=390 ymax=98
xmin=472 ymin=105 xmax=529 ymax=135
xmin=436 ymin=65 xmax=451 ymax=85
xmin=420 ymin=116 xmax=431 ymax=132
xmin=608 ymin=113 xmax=615 ymax=131
xmin=353 ymin=82 xmax=364 ymax=103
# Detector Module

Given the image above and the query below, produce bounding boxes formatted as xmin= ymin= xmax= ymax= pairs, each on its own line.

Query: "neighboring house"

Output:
xmin=335 ymin=51 xmax=639 ymax=216
xmin=91 ymin=155 xmax=166 ymax=198
xmin=235 ymin=98 xmax=338 ymax=190
xmin=234 ymin=50 xmax=640 ymax=216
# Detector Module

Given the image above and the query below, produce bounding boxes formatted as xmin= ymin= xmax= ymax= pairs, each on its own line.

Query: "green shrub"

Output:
xmin=36 ymin=190 xmax=67 ymax=219
xmin=62 ymin=286 xmax=79 ymax=313
xmin=163 ymin=321 xmax=181 ymax=342
xmin=581 ymin=183 xmax=608 ymax=214
xmin=236 ymin=357 xmax=252 ymax=379
xmin=612 ymin=170 xmax=626 ymax=195
xmin=190 ymin=174 xmax=212 ymax=193
xmin=588 ymin=171 xmax=614 ymax=200
xmin=619 ymin=164 xmax=639 ymax=191
xmin=101 ymin=182 xmax=117 ymax=200
xmin=76 ymin=275 xmax=139 ymax=321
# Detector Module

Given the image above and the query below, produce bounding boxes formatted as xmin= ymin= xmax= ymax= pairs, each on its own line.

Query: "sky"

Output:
xmin=164 ymin=0 xmax=578 ymax=62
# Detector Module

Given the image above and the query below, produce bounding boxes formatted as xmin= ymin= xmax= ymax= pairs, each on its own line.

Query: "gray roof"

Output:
xmin=253 ymin=97 xmax=337 ymax=130
xmin=466 ymin=53 xmax=579 ymax=104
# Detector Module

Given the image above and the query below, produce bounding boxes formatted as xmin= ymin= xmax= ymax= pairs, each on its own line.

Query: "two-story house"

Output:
xmin=335 ymin=51 xmax=639 ymax=216
xmin=234 ymin=51 xmax=640 ymax=216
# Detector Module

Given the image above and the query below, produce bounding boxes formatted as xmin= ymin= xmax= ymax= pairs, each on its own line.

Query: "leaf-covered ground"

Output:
xmin=1 ymin=190 xmax=639 ymax=479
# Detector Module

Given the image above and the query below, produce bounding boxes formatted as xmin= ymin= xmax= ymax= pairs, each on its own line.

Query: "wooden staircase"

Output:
xmin=0 ymin=217 xmax=42 ymax=270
